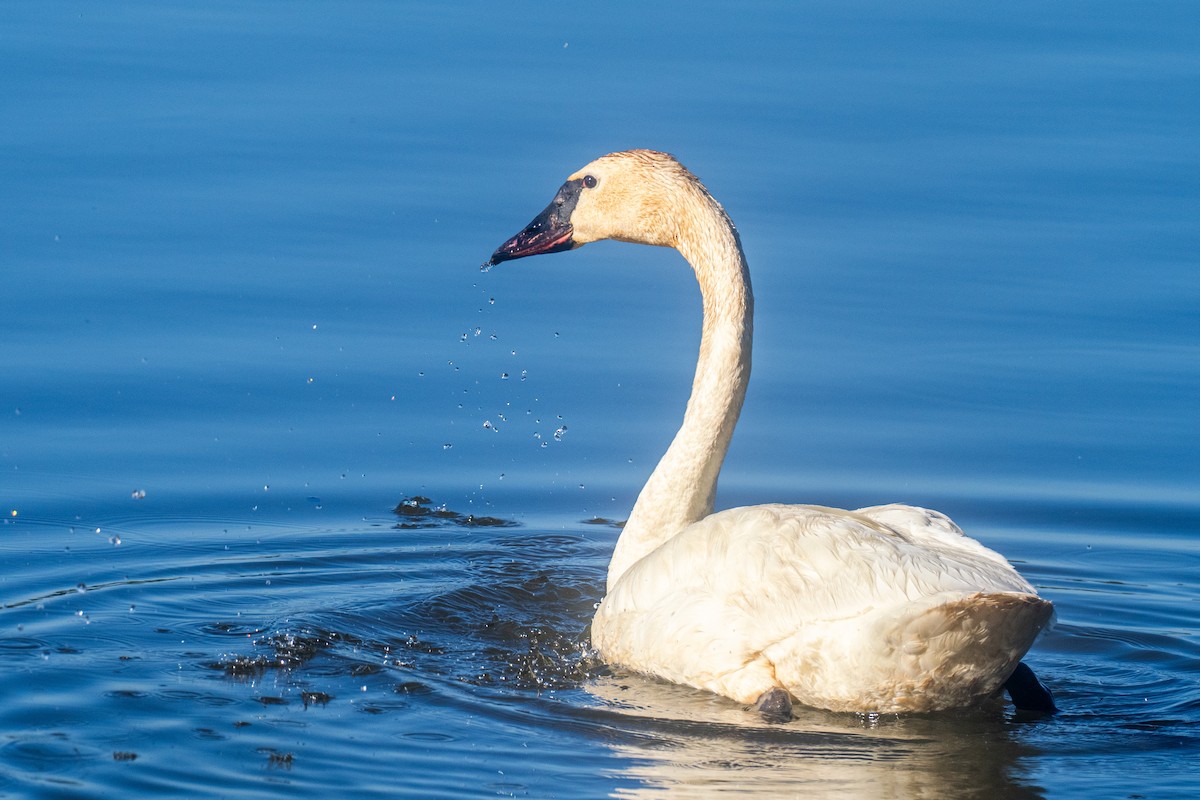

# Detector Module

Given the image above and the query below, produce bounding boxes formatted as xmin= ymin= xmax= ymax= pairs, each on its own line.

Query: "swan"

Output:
xmin=486 ymin=149 xmax=1055 ymax=717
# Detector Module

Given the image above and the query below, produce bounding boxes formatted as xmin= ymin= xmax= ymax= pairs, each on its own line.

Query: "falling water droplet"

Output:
xmin=553 ymin=426 xmax=568 ymax=441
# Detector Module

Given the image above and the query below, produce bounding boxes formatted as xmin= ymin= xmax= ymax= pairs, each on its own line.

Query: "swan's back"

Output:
xmin=592 ymin=504 xmax=1053 ymax=713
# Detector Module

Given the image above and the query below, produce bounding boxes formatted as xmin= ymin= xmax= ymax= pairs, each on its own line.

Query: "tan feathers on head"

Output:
xmin=564 ymin=149 xmax=723 ymax=250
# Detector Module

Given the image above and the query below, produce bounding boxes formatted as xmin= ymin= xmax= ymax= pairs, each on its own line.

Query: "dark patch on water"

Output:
xmin=582 ymin=516 xmax=626 ymax=528
xmin=392 ymin=495 xmax=519 ymax=529
xmin=301 ymin=691 xmax=332 ymax=707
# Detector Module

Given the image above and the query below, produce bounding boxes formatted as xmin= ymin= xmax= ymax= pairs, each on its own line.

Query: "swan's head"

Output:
xmin=487 ymin=149 xmax=701 ymax=266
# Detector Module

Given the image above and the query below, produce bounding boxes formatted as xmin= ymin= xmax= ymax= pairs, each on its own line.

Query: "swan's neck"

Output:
xmin=607 ymin=199 xmax=753 ymax=589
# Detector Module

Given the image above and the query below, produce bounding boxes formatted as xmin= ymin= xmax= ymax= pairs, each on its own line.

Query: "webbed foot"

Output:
xmin=1004 ymin=661 xmax=1057 ymax=713
xmin=753 ymin=687 xmax=793 ymax=723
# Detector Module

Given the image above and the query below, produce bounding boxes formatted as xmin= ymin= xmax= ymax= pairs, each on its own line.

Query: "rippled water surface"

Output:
xmin=2 ymin=2 xmax=1198 ymax=798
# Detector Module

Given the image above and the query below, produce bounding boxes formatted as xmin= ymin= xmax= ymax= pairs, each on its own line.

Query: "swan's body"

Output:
xmin=488 ymin=149 xmax=1053 ymax=715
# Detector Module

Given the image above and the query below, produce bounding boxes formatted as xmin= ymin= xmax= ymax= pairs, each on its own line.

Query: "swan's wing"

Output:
xmin=695 ymin=504 xmax=1032 ymax=608
xmin=598 ymin=504 xmax=1036 ymax=664
xmin=853 ymin=503 xmax=1032 ymax=585
xmin=594 ymin=504 xmax=1048 ymax=709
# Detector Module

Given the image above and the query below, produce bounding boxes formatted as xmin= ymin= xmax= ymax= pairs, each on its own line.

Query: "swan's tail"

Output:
xmin=772 ymin=591 xmax=1054 ymax=714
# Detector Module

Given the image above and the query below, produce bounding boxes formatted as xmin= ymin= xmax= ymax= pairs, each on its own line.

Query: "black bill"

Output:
xmin=487 ymin=178 xmax=585 ymax=266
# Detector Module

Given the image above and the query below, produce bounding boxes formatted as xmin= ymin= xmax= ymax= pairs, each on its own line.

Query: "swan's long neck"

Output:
xmin=606 ymin=194 xmax=753 ymax=589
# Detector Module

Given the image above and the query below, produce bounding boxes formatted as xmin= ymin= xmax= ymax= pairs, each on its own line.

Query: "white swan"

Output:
xmin=487 ymin=149 xmax=1054 ymax=717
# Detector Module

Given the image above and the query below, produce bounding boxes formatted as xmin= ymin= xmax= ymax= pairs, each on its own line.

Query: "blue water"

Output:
xmin=2 ymin=2 xmax=1198 ymax=797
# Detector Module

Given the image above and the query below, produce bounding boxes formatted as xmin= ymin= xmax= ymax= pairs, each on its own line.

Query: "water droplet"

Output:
xmin=479 ymin=260 xmax=493 ymax=273
xmin=76 ymin=583 xmax=87 ymax=593
xmin=500 ymin=372 xmax=509 ymax=380
xmin=442 ymin=443 xmax=453 ymax=450
xmin=489 ymin=333 xmax=497 ymax=341
xmin=131 ymin=489 xmax=146 ymax=500
xmin=489 ymin=297 xmax=496 ymax=305
xmin=553 ymin=425 xmax=568 ymax=441
xmin=483 ymin=420 xmax=499 ymax=432
xmin=459 ymin=333 xmax=468 ymax=342
xmin=473 ymin=327 xmax=482 ymax=337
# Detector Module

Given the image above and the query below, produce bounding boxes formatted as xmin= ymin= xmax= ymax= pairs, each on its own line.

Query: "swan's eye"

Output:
xmin=583 ymin=175 xmax=598 ymax=189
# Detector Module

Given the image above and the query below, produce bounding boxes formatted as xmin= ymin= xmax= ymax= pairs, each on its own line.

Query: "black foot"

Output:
xmin=1004 ymin=662 xmax=1057 ymax=713
xmin=754 ymin=687 xmax=793 ymax=723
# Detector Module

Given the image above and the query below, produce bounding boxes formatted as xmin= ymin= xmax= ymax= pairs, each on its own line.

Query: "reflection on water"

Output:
xmin=589 ymin=677 xmax=1046 ymax=799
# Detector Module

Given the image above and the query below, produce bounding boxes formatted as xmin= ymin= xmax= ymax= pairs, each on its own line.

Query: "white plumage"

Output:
xmin=489 ymin=149 xmax=1052 ymax=715
xmin=593 ymin=504 xmax=1049 ymax=712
